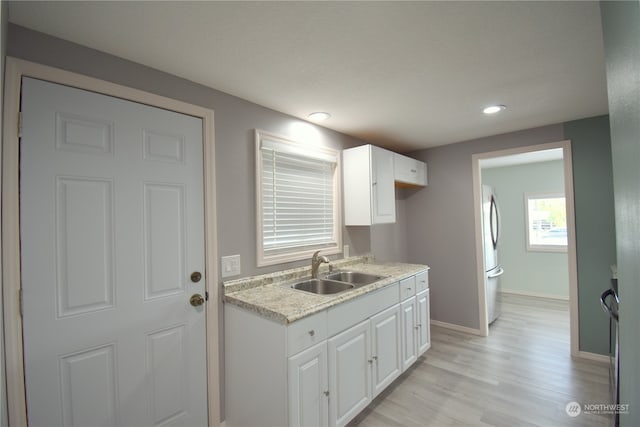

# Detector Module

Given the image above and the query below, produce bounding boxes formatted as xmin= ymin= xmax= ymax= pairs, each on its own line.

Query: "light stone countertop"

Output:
xmin=223 ymin=256 xmax=429 ymax=324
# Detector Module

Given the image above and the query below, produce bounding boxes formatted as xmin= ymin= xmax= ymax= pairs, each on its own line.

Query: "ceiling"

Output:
xmin=7 ymin=1 xmax=609 ymax=152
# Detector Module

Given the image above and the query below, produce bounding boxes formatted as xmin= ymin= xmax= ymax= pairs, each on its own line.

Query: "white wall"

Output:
xmin=482 ymin=160 xmax=569 ymax=299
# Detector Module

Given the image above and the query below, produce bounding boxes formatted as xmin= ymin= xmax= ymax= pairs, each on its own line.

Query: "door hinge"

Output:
xmin=19 ymin=288 xmax=24 ymax=317
xmin=18 ymin=111 xmax=23 ymax=138
xmin=205 ymin=291 xmax=209 ymax=301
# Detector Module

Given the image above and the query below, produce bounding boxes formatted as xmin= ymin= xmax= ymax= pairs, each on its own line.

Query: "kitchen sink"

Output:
xmin=322 ymin=271 xmax=384 ymax=286
xmin=291 ymin=279 xmax=355 ymax=295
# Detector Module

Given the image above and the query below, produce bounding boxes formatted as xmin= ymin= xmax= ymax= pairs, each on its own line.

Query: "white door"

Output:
xmin=328 ymin=320 xmax=371 ymax=427
xmin=288 ymin=342 xmax=329 ymax=427
xmin=370 ymin=304 xmax=401 ymax=398
xmin=417 ymin=290 xmax=431 ymax=355
xmin=400 ymin=297 xmax=418 ymax=371
xmin=370 ymin=146 xmax=395 ymax=224
xmin=20 ymin=77 xmax=208 ymax=427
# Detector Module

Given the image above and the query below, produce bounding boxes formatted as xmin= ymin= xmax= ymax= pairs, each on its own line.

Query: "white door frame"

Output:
xmin=1 ymin=57 xmax=220 ymax=426
xmin=471 ymin=140 xmax=580 ymax=357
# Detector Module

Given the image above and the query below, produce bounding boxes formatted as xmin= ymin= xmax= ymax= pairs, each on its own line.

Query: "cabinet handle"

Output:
xmin=414 ymin=326 xmax=419 ymax=330
xmin=372 ymin=356 xmax=378 ymax=361
xmin=368 ymin=359 xmax=373 ymax=364
xmin=308 ymin=330 xmax=315 ymax=337
xmin=324 ymin=390 xmax=329 ymax=397
xmin=411 ymin=169 xmax=417 ymax=173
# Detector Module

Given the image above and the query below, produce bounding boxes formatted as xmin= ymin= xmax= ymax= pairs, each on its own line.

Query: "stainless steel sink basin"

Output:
xmin=291 ymin=279 xmax=355 ymax=295
xmin=322 ymin=271 xmax=384 ymax=286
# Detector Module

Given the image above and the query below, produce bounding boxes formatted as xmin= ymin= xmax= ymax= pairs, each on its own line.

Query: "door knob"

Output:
xmin=190 ymin=294 xmax=205 ymax=307
xmin=190 ymin=271 xmax=202 ymax=283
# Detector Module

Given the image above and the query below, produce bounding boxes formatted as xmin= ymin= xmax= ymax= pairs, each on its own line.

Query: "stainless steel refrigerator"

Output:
xmin=482 ymin=185 xmax=504 ymax=324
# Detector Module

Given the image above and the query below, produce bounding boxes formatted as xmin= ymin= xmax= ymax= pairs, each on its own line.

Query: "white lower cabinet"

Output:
xmin=417 ymin=289 xmax=431 ymax=354
xmin=370 ymin=304 xmax=402 ymax=397
xmin=400 ymin=297 xmax=418 ymax=371
xmin=288 ymin=342 xmax=329 ymax=427
xmin=328 ymin=320 xmax=371 ymax=427
xmin=225 ymin=270 xmax=429 ymax=427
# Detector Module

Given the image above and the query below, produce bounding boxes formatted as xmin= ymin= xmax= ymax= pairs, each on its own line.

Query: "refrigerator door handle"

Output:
xmin=490 ymin=195 xmax=499 ymax=249
xmin=487 ymin=267 xmax=504 ymax=279
xmin=600 ymin=288 xmax=619 ymax=321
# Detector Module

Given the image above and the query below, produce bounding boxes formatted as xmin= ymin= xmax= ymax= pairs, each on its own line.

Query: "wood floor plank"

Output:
xmin=349 ymin=294 xmax=611 ymax=427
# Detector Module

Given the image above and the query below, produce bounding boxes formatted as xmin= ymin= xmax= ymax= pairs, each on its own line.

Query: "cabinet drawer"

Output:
xmin=327 ymin=282 xmax=400 ymax=337
xmin=415 ymin=271 xmax=429 ymax=293
xmin=287 ymin=310 xmax=328 ymax=357
xmin=399 ymin=276 xmax=416 ymax=301
xmin=393 ymin=153 xmax=427 ymax=186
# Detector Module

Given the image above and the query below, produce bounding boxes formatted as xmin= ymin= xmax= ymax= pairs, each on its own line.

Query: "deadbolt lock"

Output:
xmin=190 ymin=294 xmax=205 ymax=307
xmin=191 ymin=271 xmax=202 ymax=283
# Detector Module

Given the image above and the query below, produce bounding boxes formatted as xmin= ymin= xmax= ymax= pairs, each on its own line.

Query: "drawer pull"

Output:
xmin=308 ymin=330 xmax=315 ymax=337
xmin=414 ymin=326 xmax=419 ymax=330
xmin=372 ymin=356 xmax=378 ymax=361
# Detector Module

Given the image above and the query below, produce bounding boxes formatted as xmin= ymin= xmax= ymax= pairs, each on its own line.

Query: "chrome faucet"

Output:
xmin=311 ymin=250 xmax=330 ymax=278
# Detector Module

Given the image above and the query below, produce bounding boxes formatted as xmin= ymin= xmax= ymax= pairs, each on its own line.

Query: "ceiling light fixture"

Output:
xmin=483 ymin=105 xmax=506 ymax=115
xmin=308 ymin=112 xmax=331 ymax=121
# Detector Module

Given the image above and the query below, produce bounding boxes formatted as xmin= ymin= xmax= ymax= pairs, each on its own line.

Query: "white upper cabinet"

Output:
xmin=393 ymin=153 xmax=427 ymax=186
xmin=343 ymin=145 xmax=396 ymax=225
xmin=343 ymin=145 xmax=427 ymax=226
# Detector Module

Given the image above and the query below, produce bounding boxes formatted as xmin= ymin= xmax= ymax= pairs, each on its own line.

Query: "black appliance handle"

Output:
xmin=600 ymin=288 xmax=619 ymax=321
xmin=489 ymin=195 xmax=499 ymax=250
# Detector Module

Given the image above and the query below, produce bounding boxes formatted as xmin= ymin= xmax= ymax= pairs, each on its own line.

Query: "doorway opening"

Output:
xmin=471 ymin=140 xmax=579 ymax=356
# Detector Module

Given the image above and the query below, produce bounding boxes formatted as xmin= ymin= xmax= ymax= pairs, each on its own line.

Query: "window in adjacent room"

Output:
xmin=256 ymin=129 xmax=342 ymax=266
xmin=525 ymin=193 xmax=568 ymax=252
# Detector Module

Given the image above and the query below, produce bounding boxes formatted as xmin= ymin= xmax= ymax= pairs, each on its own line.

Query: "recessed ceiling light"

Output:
xmin=483 ymin=105 xmax=506 ymax=115
xmin=308 ymin=112 xmax=331 ymax=121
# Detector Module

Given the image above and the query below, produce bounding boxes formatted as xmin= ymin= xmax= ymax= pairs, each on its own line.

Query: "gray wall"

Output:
xmin=0 ymin=2 xmax=6 ymax=426
xmin=564 ymin=115 xmax=615 ymax=356
xmin=6 ymin=24 xmax=373 ymax=281
xmin=405 ymin=125 xmax=565 ymax=330
xmin=5 ymin=24 xmax=374 ymax=422
xmin=601 ymin=1 xmax=640 ymax=424
xmin=482 ymin=160 xmax=569 ymax=299
xmin=406 ymin=116 xmax=615 ymax=355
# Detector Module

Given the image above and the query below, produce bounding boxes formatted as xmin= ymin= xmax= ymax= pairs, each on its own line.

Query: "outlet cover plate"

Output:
xmin=221 ymin=254 xmax=241 ymax=278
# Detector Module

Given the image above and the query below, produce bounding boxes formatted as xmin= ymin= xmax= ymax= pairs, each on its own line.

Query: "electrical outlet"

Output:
xmin=221 ymin=254 xmax=241 ymax=278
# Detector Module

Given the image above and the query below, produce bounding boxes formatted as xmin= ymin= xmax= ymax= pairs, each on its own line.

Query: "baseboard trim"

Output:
xmin=430 ymin=320 xmax=486 ymax=336
xmin=500 ymin=289 xmax=569 ymax=301
xmin=575 ymin=350 xmax=609 ymax=364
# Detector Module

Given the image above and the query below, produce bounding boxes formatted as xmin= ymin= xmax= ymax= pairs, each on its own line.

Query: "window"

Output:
xmin=525 ymin=193 xmax=568 ymax=252
xmin=256 ymin=129 xmax=342 ymax=266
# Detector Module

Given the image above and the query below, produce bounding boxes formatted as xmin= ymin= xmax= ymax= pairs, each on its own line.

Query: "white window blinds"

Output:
xmin=257 ymin=131 xmax=340 ymax=265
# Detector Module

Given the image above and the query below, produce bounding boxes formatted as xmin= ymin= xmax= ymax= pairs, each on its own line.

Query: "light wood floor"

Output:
xmin=349 ymin=294 xmax=611 ymax=427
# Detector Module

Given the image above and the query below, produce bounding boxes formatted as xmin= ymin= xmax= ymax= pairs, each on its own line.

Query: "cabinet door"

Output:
xmin=370 ymin=304 xmax=402 ymax=397
xmin=370 ymin=146 xmax=396 ymax=224
xmin=288 ymin=342 xmax=329 ymax=427
xmin=400 ymin=297 xmax=418 ymax=371
xmin=417 ymin=290 xmax=431 ymax=355
xmin=328 ymin=320 xmax=371 ymax=427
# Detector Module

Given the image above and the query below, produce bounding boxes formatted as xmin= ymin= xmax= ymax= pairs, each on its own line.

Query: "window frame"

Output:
xmin=255 ymin=129 xmax=342 ymax=267
xmin=524 ymin=192 xmax=568 ymax=253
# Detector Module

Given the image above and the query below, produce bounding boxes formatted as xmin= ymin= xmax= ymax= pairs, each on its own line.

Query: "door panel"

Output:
xmin=20 ymin=77 xmax=207 ymax=426
xmin=401 ymin=298 xmax=418 ymax=371
xmin=328 ymin=320 xmax=371 ymax=427
xmin=370 ymin=304 xmax=401 ymax=397
xmin=288 ymin=342 xmax=329 ymax=427
xmin=417 ymin=290 xmax=431 ymax=355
